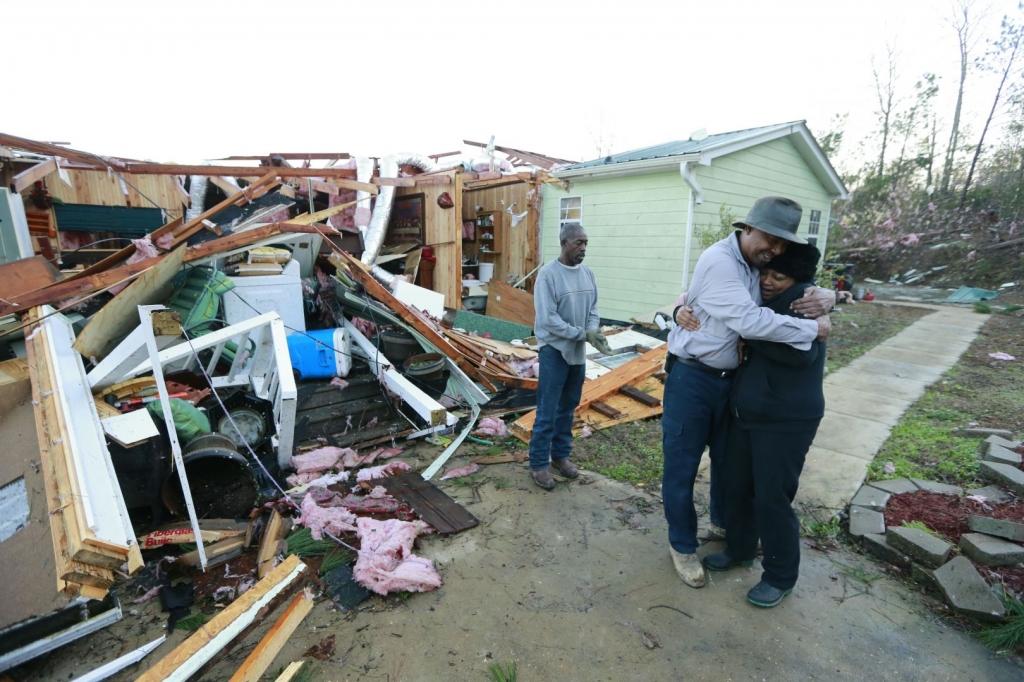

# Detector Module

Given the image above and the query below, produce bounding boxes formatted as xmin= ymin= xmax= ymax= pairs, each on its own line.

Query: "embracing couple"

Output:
xmin=663 ymin=196 xmax=833 ymax=608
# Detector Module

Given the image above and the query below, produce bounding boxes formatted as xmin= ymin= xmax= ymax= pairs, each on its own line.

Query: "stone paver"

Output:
xmin=968 ymin=515 xmax=1024 ymax=542
xmin=983 ymin=444 xmax=1023 ymax=467
xmin=887 ymin=526 xmax=952 ymax=568
xmin=850 ymin=485 xmax=890 ymax=510
xmin=910 ymin=564 xmax=938 ymax=591
xmin=978 ymin=434 xmax=1022 ymax=455
xmin=966 ymin=485 xmax=1013 ymax=505
xmin=934 ymin=556 xmax=1007 ymax=622
xmin=868 ymin=478 xmax=918 ymax=495
xmin=959 ymin=533 xmax=1024 ymax=566
xmin=860 ymin=533 xmax=911 ymax=568
xmin=910 ymin=479 xmax=963 ymax=496
xmin=849 ymin=506 xmax=885 ymax=537
xmin=979 ymin=461 xmax=1024 ymax=496
xmin=963 ymin=427 xmax=1015 ymax=440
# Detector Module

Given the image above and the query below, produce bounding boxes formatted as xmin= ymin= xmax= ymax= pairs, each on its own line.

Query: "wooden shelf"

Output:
xmin=475 ymin=211 xmax=503 ymax=255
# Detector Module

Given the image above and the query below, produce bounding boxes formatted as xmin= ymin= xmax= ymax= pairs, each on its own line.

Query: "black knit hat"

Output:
xmin=765 ymin=243 xmax=821 ymax=282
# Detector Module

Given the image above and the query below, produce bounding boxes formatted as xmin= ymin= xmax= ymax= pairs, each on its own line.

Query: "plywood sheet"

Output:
xmin=485 ymin=280 xmax=534 ymax=327
xmin=0 ymin=255 xmax=61 ymax=298
xmin=379 ymin=471 xmax=479 ymax=534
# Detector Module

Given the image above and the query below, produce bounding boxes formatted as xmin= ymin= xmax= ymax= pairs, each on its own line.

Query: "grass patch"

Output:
xmin=867 ymin=395 xmax=981 ymax=486
xmin=977 ymin=591 xmax=1024 ymax=652
xmin=869 ymin=312 xmax=1024 ymax=487
xmin=800 ymin=515 xmax=842 ymax=545
xmin=485 ymin=661 xmax=517 ymax=682
xmin=174 ymin=612 xmax=208 ymax=631
xmin=825 ymin=304 xmax=932 ymax=374
xmin=286 ymin=527 xmax=355 ymax=575
xmin=901 ymin=519 xmax=938 ymax=535
xmin=572 ymin=420 xmax=663 ymax=488
xmin=974 ymin=301 xmax=992 ymax=314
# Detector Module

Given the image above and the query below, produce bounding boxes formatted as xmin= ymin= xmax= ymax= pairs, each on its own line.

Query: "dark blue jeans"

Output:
xmin=724 ymin=424 xmax=818 ymax=590
xmin=661 ymin=360 xmax=730 ymax=554
xmin=529 ymin=345 xmax=586 ymax=471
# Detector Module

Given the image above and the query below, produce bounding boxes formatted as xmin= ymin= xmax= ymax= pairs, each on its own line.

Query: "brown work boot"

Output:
xmin=669 ymin=548 xmax=706 ymax=588
xmin=532 ymin=468 xmax=556 ymax=490
xmin=551 ymin=457 xmax=579 ymax=479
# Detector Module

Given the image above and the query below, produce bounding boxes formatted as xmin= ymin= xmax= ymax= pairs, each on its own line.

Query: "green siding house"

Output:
xmin=541 ymin=121 xmax=849 ymax=322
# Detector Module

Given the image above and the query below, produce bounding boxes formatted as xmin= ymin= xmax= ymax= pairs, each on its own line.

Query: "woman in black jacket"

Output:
xmin=702 ymin=243 xmax=826 ymax=608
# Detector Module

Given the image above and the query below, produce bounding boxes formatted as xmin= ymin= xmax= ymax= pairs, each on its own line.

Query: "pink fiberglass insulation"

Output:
xmin=440 ymin=463 xmax=480 ymax=480
xmin=328 ymin=189 xmax=358 ymax=229
xmin=510 ymin=356 xmax=539 ymax=378
xmin=291 ymin=446 xmax=358 ymax=474
xmin=356 ymin=461 xmax=411 ymax=482
xmin=286 ymin=470 xmax=350 ymax=489
xmin=353 ymin=517 xmax=440 ymax=595
xmin=109 ymin=235 xmax=160 ymax=295
xmin=473 ymin=417 xmax=508 ymax=438
xmin=297 ymin=492 xmax=358 ymax=540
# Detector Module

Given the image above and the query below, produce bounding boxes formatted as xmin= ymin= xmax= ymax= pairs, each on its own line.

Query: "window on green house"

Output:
xmin=807 ymin=209 xmax=821 ymax=247
xmin=559 ymin=197 xmax=582 ymax=228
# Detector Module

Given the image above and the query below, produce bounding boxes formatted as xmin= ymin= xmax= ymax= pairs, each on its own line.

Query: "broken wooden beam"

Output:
xmin=10 ymin=158 xmax=57 ymax=193
xmin=619 ymin=385 xmax=661 ymax=407
xmin=135 ymin=556 xmax=308 ymax=682
xmin=227 ymin=590 xmax=314 ymax=682
xmin=257 ymin=510 xmax=288 ymax=579
xmin=119 ymin=163 xmax=362 ymax=181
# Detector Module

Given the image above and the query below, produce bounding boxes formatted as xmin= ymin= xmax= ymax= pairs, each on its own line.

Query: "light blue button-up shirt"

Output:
xmin=667 ymin=233 xmax=816 ymax=370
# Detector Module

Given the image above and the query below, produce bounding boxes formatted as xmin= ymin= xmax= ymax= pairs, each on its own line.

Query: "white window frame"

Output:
xmin=807 ymin=209 xmax=822 ymax=247
xmin=559 ymin=196 xmax=583 ymax=229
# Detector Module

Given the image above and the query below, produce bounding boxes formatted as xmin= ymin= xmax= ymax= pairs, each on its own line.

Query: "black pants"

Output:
xmin=723 ymin=423 xmax=819 ymax=591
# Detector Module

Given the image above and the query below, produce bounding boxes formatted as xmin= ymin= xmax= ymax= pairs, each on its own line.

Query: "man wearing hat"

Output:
xmin=661 ymin=196 xmax=833 ymax=589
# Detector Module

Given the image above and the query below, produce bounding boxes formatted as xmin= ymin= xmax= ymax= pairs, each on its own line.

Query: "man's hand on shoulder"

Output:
xmin=815 ymin=315 xmax=832 ymax=341
xmin=791 ymin=287 xmax=836 ymax=319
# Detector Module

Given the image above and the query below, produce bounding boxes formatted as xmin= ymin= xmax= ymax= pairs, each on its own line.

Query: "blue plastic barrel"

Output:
xmin=286 ymin=328 xmax=350 ymax=380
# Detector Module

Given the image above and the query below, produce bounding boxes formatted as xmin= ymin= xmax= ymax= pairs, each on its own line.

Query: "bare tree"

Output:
xmin=872 ymin=44 xmax=900 ymax=177
xmin=941 ymin=0 xmax=982 ymax=196
xmin=960 ymin=13 xmax=1023 ymax=208
xmin=893 ymin=73 xmax=938 ymax=190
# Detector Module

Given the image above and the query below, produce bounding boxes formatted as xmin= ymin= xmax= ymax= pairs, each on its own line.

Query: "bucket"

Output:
xmin=478 ymin=262 xmax=494 ymax=283
xmin=286 ymin=328 xmax=352 ymax=380
xmin=161 ymin=433 xmax=256 ymax=519
xmin=379 ymin=328 xmax=421 ymax=364
xmin=402 ymin=353 xmax=448 ymax=399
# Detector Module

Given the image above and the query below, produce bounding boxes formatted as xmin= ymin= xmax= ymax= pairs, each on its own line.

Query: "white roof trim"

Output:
xmin=555 ymin=122 xmax=849 ymax=199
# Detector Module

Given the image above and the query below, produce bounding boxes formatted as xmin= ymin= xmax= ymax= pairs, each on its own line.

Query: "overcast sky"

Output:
xmin=3 ymin=0 xmax=1020 ymax=171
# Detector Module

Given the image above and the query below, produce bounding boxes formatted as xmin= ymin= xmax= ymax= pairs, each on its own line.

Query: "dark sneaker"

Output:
xmin=532 ymin=468 xmax=556 ymax=490
xmin=551 ymin=457 xmax=579 ymax=479
xmin=746 ymin=581 xmax=792 ymax=608
xmin=702 ymin=552 xmax=754 ymax=572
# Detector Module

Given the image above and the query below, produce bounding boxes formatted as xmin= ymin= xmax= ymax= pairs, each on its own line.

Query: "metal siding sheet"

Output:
xmin=53 ymin=204 xmax=164 ymax=238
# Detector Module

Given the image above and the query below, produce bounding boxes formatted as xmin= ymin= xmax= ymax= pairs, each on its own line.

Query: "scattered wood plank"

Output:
xmin=379 ymin=471 xmax=479 ymax=534
xmin=484 ymin=281 xmax=535 ymax=327
xmin=619 ymin=385 xmax=661 ymax=407
xmin=575 ymin=376 xmax=665 ymax=436
xmin=135 ymin=555 xmax=308 ymax=682
xmin=273 ymin=662 xmax=307 ymax=682
xmin=257 ymin=511 xmax=288 ymax=579
xmin=120 ymin=163 xmax=367 ymax=184
xmin=590 ymin=401 xmax=624 ymax=419
xmin=11 ymin=158 xmax=58 ymax=193
xmin=175 ymin=537 xmax=245 ymax=569
xmin=227 ymin=590 xmax=314 ymax=682
xmin=510 ymin=347 xmax=667 ymax=442
xmin=0 ymin=255 xmax=61 ymax=298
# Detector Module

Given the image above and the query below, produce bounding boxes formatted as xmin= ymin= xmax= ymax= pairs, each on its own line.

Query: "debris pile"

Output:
xmin=0 ymin=132 xmax=671 ymax=678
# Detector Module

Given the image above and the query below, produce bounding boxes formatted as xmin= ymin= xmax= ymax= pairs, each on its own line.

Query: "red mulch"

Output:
xmin=883 ymin=490 xmax=1024 ymax=595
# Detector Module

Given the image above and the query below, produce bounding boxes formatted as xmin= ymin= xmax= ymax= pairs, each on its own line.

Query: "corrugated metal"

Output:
xmin=563 ymin=122 xmax=796 ymax=170
xmin=54 ymin=204 xmax=164 ymax=237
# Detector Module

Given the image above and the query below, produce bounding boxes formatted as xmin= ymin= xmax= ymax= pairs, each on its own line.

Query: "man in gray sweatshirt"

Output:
xmin=530 ymin=222 xmax=612 ymax=490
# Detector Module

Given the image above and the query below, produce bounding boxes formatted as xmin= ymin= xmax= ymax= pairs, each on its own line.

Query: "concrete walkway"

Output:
xmin=796 ymin=303 xmax=989 ymax=513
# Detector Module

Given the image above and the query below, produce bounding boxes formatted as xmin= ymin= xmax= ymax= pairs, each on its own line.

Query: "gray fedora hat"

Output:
xmin=732 ymin=196 xmax=807 ymax=244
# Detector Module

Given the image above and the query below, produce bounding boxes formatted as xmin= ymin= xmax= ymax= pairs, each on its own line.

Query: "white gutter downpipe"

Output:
xmin=679 ymin=160 xmax=704 ymax=290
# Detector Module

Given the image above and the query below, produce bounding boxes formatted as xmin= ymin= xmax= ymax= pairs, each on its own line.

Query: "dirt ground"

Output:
xmin=21 ymin=466 xmax=1023 ymax=681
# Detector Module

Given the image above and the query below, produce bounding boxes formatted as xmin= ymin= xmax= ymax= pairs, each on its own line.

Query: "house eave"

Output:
xmin=553 ymin=155 xmax=698 ymax=181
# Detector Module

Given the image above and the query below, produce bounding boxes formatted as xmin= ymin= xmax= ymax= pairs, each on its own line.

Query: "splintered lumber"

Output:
xmin=257 ymin=511 xmax=288 ymax=578
xmin=24 ymin=310 xmax=122 ymax=596
xmin=0 ymin=255 xmax=165 ymax=316
xmin=11 ymin=158 xmax=58 ymax=193
xmin=334 ymin=252 xmax=473 ymax=375
xmin=176 ymin=536 xmax=245 ymax=568
xmin=136 ymin=555 xmax=308 ymax=682
xmin=485 ymin=281 xmax=535 ymax=327
xmin=227 ymin=590 xmax=314 ymax=682
xmin=510 ymin=346 xmax=667 ymax=442
xmin=619 ymin=385 xmax=661 ymax=407
xmin=274 ymin=662 xmax=307 ymax=682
